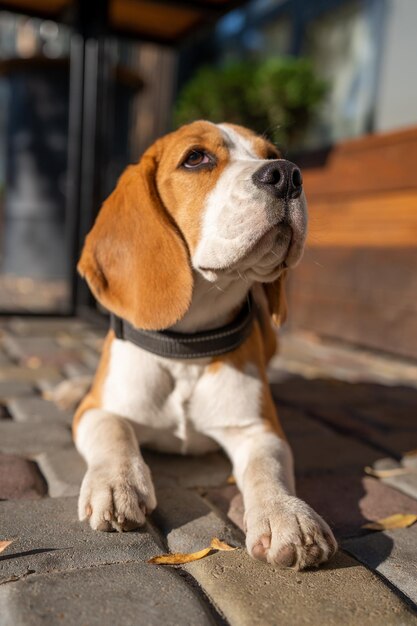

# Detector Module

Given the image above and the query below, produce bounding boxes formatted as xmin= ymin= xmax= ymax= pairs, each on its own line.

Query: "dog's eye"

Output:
xmin=183 ymin=150 xmax=211 ymax=169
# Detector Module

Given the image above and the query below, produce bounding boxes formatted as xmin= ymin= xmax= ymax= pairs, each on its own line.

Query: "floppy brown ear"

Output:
xmin=77 ymin=146 xmax=193 ymax=330
xmin=263 ymin=270 xmax=288 ymax=326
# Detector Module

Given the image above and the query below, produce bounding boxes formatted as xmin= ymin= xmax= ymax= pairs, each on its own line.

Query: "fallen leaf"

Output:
xmin=25 ymin=356 xmax=42 ymax=369
xmin=0 ymin=540 xmax=14 ymax=554
xmin=210 ymin=537 xmax=236 ymax=551
xmin=364 ymin=466 xmax=415 ymax=479
xmin=362 ymin=513 xmax=417 ymax=531
xmin=148 ymin=537 xmax=237 ymax=565
xmin=56 ymin=333 xmax=74 ymax=347
xmin=148 ymin=546 xmax=212 ymax=565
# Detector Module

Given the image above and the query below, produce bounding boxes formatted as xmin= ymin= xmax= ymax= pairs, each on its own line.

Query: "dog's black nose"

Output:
xmin=252 ymin=160 xmax=303 ymax=200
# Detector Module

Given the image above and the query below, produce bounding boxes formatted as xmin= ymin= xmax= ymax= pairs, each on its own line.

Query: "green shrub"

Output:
xmin=174 ymin=57 xmax=327 ymax=148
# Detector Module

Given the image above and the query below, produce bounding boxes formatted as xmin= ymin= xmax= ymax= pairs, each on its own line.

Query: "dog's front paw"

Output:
xmin=245 ymin=496 xmax=337 ymax=570
xmin=78 ymin=458 xmax=157 ymax=532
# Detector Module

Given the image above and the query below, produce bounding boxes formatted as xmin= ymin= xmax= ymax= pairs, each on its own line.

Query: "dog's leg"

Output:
xmin=209 ymin=424 xmax=337 ymax=569
xmin=75 ymin=408 xmax=156 ymax=532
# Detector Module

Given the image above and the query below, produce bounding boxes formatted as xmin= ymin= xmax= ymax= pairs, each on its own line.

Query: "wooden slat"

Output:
xmin=304 ymin=126 xmax=417 ymax=199
xmin=0 ymin=0 xmax=70 ymax=16
xmin=110 ymin=0 xmax=202 ymax=40
xmin=289 ymin=247 xmax=417 ymax=360
xmin=307 ymin=191 xmax=417 ymax=248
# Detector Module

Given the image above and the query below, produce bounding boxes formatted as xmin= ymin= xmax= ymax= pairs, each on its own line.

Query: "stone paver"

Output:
xmin=369 ymin=456 xmax=417 ymax=501
xmin=2 ymin=336 xmax=60 ymax=359
xmin=145 ymin=449 xmax=231 ymax=489
xmin=83 ymin=334 xmax=106 ymax=353
xmin=35 ymin=449 xmax=86 ymax=497
xmin=272 ymin=375 xmax=417 ymax=413
xmin=0 ymin=381 xmax=35 ymax=400
xmin=6 ymin=317 xmax=90 ymax=337
xmin=7 ymin=396 xmax=72 ymax=426
xmin=0 ymin=365 xmax=62 ymax=384
xmin=271 ymin=377 xmax=381 ymax=417
xmin=0 ymin=497 xmax=161 ymax=583
xmin=279 ymin=406 xmax=382 ymax=473
xmin=297 ymin=474 xmax=417 ymax=539
xmin=0 ymin=350 xmax=12 ymax=366
xmin=1 ymin=335 xmax=83 ymax=368
xmin=80 ymin=348 xmax=100 ymax=370
xmin=344 ymin=525 xmax=417 ymax=607
xmin=35 ymin=376 xmax=65 ymax=394
xmin=0 ymin=453 xmax=47 ymax=499
xmin=272 ymin=378 xmax=417 ymax=457
xmin=315 ymin=404 xmax=417 ymax=458
xmin=62 ymin=361 xmax=94 ymax=378
xmin=272 ymin=331 xmax=417 ymax=388
xmin=202 ymin=484 xmax=245 ymax=530
xmin=0 ymin=563 xmax=217 ymax=626
xmin=152 ymin=484 xmax=244 ymax=554
xmin=0 ymin=421 xmax=71 ymax=456
xmin=184 ymin=549 xmax=416 ymax=626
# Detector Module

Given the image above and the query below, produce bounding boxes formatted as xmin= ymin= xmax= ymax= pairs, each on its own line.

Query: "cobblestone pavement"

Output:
xmin=0 ymin=317 xmax=417 ymax=625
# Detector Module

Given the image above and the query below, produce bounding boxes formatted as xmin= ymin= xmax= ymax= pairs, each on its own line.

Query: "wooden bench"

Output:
xmin=289 ymin=126 xmax=417 ymax=360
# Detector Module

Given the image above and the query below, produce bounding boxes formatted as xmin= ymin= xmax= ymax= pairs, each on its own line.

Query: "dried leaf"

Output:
xmin=210 ymin=537 xmax=236 ymax=551
xmin=226 ymin=475 xmax=236 ymax=485
xmin=148 ymin=537 xmax=237 ymax=565
xmin=0 ymin=540 xmax=14 ymax=554
xmin=364 ymin=466 xmax=415 ymax=479
xmin=26 ymin=356 xmax=42 ymax=369
xmin=148 ymin=546 xmax=212 ymax=565
xmin=362 ymin=514 xmax=417 ymax=531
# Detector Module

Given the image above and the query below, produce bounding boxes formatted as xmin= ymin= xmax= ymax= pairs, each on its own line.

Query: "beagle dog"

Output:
xmin=73 ymin=121 xmax=337 ymax=570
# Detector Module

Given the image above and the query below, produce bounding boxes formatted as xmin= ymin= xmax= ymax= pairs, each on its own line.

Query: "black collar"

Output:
xmin=110 ymin=293 xmax=254 ymax=360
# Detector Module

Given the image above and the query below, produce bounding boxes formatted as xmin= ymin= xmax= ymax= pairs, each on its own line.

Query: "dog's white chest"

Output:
xmin=163 ymin=362 xmax=205 ymax=449
xmin=101 ymin=339 xmax=219 ymax=454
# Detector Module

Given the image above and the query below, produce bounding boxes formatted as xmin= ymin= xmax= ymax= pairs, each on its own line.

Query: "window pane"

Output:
xmin=303 ymin=1 xmax=379 ymax=146
xmin=0 ymin=12 xmax=71 ymax=312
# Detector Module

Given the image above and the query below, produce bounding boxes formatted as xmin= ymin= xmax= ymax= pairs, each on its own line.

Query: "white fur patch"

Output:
xmin=217 ymin=124 xmax=260 ymax=160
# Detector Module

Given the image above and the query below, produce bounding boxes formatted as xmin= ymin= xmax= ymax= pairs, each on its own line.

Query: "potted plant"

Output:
xmin=174 ymin=57 xmax=327 ymax=150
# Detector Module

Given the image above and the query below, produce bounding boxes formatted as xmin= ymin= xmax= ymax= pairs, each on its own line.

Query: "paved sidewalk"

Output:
xmin=0 ymin=317 xmax=417 ymax=625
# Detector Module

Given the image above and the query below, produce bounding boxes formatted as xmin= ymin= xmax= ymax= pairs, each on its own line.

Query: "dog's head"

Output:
xmin=78 ymin=121 xmax=308 ymax=330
